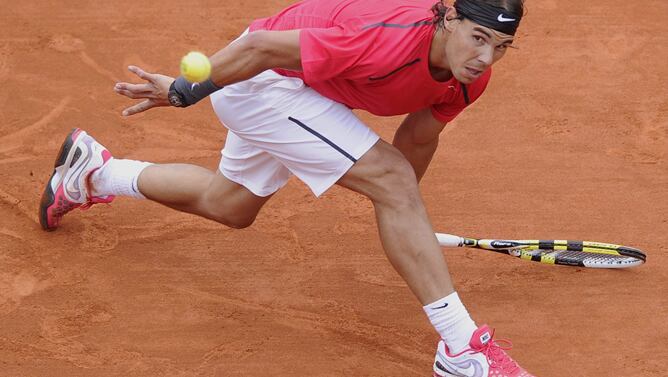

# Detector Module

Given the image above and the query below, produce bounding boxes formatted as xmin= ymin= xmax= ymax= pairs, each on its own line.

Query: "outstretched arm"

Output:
xmin=114 ymin=29 xmax=302 ymax=116
xmin=392 ymin=108 xmax=448 ymax=182
xmin=209 ymin=29 xmax=302 ymax=87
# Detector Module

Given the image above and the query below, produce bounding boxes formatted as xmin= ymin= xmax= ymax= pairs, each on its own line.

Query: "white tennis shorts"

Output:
xmin=209 ymin=32 xmax=380 ymax=197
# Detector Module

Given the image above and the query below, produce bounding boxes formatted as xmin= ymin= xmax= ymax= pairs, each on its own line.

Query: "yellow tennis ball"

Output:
xmin=180 ymin=51 xmax=211 ymax=83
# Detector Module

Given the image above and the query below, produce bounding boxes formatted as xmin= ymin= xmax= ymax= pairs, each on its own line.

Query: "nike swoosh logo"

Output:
xmin=191 ymin=82 xmax=200 ymax=90
xmin=430 ymin=303 xmax=449 ymax=310
xmin=497 ymin=14 xmax=516 ymax=22
xmin=65 ymin=143 xmax=93 ymax=201
xmin=443 ymin=357 xmax=485 ymax=377
xmin=65 ymin=156 xmax=88 ymax=200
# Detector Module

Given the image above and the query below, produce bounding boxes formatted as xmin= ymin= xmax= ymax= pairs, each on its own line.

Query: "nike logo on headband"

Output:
xmin=497 ymin=14 xmax=516 ymax=22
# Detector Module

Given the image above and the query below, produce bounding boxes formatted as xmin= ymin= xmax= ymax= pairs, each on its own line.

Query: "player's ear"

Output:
xmin=443 ymin=6 xmax=460 ymax=32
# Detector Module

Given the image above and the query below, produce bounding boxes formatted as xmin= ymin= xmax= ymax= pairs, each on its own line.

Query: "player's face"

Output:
xmin=444 ymin=18 xmax=515 ymax=84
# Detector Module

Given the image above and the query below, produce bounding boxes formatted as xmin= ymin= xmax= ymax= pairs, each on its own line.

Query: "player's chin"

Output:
xmin=456 ymin=67 xmax=483 ymax=84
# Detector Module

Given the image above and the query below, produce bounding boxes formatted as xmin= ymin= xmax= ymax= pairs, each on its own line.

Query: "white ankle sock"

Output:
xmin=91 ymin=158 xmax=152 ymax=199
xmin=424 ymin=292 xmax=478 ymax=353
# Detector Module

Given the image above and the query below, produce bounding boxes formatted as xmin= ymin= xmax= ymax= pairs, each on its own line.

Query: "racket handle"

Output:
xmin=435 ymin=233 xmax=464 ymax=247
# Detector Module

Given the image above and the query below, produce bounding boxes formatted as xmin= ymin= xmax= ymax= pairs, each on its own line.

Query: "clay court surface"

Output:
xmin=1 ymin=0 xmax=667 ymax=376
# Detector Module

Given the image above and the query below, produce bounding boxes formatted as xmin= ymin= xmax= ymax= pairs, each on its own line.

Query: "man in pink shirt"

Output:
xmin=40 ymin=1 xmax=534 ymax=376
xmin=255 ymin=0 xmax=492 ymax=122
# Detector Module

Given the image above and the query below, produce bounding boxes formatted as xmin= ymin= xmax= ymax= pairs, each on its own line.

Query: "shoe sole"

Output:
xmin=39 ymin=128 xmax=83 ymax=231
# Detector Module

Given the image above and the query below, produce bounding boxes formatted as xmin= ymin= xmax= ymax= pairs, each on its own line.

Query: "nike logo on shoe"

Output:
xmin=65 ymin=146 xmax=92 ymax=201
xmin=443 ymin=357 xmax=485 ymax=377
xmin=497 ymin=14 xmax=516 ymax=22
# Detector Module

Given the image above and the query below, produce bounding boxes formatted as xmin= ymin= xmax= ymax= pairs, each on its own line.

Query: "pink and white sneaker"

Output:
xmin=433 ymin=325 xmax=534 ymax=377
xmin=39 ymin=128 xmax=114 ymax=231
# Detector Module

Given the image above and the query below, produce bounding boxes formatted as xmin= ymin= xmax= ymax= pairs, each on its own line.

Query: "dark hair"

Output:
xmin=431 ymin=0 xmax=525 ymax=29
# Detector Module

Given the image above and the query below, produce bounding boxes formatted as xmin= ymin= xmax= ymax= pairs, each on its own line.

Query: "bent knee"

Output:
xmin=198 ymin=174 xmax=269 ymax=229
xmin=210 ymin=211 xmax=257 ymax=229
xmin=375 ymin=172 xmax=422 ymax=208
xmin=201 ymin=198 xmax=259 ymax=229
xmin=347 ymin=143 xmax=422 ymax=206
xmin=225 ymin=216 xmax=256 ymax=229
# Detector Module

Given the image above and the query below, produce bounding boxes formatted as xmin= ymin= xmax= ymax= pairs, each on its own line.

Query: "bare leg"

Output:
xmin=337 ymin=140 xmax=453 ymax=305
xmin=116 ymin=143 xmax=451 ymax=302
xmin=137 ymin=164 xmax=272 ymax=228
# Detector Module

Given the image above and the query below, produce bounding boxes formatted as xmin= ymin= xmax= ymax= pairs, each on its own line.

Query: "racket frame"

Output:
xmin=435 ymin=233 xmax=646 ymax=268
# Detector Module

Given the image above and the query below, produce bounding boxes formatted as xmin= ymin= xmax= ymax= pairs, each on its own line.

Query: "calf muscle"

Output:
xmin=337 ymin=140 xmax=454 ymax=304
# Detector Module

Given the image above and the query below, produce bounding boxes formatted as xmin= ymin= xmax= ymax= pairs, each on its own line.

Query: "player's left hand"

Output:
xmin=114 ymin=65 xmax=172 ymax=116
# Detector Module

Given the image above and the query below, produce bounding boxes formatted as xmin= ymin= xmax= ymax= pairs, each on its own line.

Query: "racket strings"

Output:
xmin=548 ymin=249 xmax=642 ymax=266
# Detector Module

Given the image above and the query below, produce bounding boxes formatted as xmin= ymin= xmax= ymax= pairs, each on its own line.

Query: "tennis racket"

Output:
xmin=435 ymin=233 xmax=646 ymax=269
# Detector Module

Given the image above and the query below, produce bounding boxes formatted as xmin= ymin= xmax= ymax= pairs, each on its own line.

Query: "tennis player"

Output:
xmin=39 ymin=1 xmax=534 ymax=375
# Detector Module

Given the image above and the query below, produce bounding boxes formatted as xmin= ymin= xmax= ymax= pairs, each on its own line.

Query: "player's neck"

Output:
xmin=429 ymin=28 xmax=454 ymax=82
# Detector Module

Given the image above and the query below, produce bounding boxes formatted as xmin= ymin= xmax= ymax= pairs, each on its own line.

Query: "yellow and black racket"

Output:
xmin=435 ymin=233 xmax=646 ymax=268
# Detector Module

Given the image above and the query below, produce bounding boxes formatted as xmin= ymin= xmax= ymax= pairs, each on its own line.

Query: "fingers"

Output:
xmin=115 ymin=65 xmax=171 ymax=116
xmin=114 ymin=66 xmax=171 ymax=99
xmin=114 ymin=88 xmax=158 ymax=100
xmin=122 ymin=100 xmax=155 ymax=116
xmin=128 ymin=65 xmax=156 ymax=82
xmin=114 ymin=81 xmax=160 ymax=100
xmin=115 ymin=82 xmax=153 ymax=93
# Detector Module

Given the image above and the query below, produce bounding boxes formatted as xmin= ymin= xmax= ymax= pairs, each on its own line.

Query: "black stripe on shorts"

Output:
xmin=288 ymin=116 xmax=357 ymax=163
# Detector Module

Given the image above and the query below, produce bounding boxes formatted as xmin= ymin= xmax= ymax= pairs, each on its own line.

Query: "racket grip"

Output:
xmin=435 ymin=233 xmax=463 ymax=247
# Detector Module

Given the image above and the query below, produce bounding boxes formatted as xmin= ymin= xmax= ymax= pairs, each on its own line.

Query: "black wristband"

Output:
xmin=172 ymin=76 xmax=222 ymax=106
xmin=168 ymin=80 xmax=188 ymax=107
